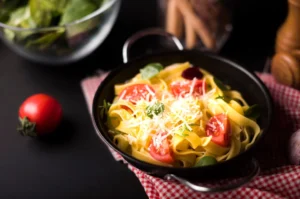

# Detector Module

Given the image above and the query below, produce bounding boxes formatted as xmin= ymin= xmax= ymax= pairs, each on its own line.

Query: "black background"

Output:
xmin=0 ymin=0 xmax=288 ymax=198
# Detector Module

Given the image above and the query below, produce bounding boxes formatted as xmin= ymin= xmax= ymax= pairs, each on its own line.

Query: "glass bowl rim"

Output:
xmin=0 ymin=0 xmax=119 ymax=32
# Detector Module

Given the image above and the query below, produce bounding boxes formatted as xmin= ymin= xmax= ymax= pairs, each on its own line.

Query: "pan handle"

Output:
xmin=122 ymin=28 xmax=184 ymax=63
xmin=164 ymin=158 xmax=260 ymax=193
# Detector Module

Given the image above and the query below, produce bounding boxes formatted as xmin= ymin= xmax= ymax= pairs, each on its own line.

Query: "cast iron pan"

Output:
xmin=92 ymin=28 xmax=273 ymax=193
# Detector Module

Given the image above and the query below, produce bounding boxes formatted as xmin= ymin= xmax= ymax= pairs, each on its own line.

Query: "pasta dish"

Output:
xmin=104 ymin=62 xmax=261 ymax=167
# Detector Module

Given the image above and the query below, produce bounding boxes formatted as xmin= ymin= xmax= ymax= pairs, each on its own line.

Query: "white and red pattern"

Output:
xmin=81 ymin=71 xmax=300 ymax=199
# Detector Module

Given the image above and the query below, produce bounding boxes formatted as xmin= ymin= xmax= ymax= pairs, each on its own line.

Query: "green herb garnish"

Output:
xmin=140 ymin=63 xmax=164 ymax=80
xmin=244 ymin=104 xmax=260 ymax=120
xmin=145 ymin=102 xmax=164 ymax=119
xmin=215 ymin=95 xmax=231 ymax=102
xmin=214 ymin=77 xmax=230 ymax=91
xmin=175 ymin=124 xmax=192 ymax=137
xmin=216 ymin=95 xmax=225 ymax=100
xmin=194 ymin=156 xmax=218 ymax=167
xmin=99 ymin=99 xmax=111 ymax=120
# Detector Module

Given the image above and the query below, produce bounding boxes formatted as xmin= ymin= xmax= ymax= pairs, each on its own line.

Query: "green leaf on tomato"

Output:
xmin=194 ymin=156 xmax=218 ymax=167
xmin=146 ymin=102 xmax=164 ymax=119
xmin=244 ymin=104 xmax=260 ymax=120
xmin=140 ymin=63 xmax=164 ymax=80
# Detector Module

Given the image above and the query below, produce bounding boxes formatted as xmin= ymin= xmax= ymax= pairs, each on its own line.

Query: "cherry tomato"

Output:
xmin=119 ymin=84 xmax=155 ymax=104
xmin=171 ymin=79 xmax=206 ymax=98
xmin=18 ymin=93 xmax=63 ymax=136
xmin=206 ymin=114 xmax=230 ymax=147
xmin=149 ymin=133 xmax=174 ymax=164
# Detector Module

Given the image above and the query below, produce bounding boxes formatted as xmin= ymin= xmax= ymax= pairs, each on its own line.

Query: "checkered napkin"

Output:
xmin=81 ymin=71 xmax=300 ymax=199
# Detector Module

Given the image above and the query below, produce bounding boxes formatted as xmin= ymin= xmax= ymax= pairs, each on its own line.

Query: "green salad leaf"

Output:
xmin=0 ymin=0 xmax=23 ymax=22
xmin=25 ymin=29 xmax=65 ymax=49
xmin=146 ymin=102 xmax=164 ymax=119
xmin=140 ymin=63 xmax=164 ymax=80
xmin=29 ymin=0 xmax=53 ymax=27
xmin=4 ymin=6 xmax=37 ymax=41
xmin=59 ymin=0 xmax=98 ymax=25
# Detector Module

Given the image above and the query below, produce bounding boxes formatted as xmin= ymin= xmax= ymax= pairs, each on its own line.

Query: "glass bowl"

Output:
xmin=0 ymin=0 xmax=121 ymax=65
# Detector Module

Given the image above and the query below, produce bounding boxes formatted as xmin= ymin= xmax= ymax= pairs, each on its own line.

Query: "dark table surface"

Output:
xmin=0 ymin=0 xmax=287 ymax=198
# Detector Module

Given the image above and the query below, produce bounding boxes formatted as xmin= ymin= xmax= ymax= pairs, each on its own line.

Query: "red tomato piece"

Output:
xmin=206 ymin=114 xmax=231 ymax=147
xmin=119 ymin=84 xmax=155 ymax=104
xmin=149 ymin=133 xmax=174 ymax=164
xmin=171 ymin=79 xmax=206 ymax=98
xmin=18 ymin=93 xmax=63 ymax=136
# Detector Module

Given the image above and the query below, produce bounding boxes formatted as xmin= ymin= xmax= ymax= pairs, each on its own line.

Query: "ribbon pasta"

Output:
xmin=105 ymin=62 xmax=261 ymax=167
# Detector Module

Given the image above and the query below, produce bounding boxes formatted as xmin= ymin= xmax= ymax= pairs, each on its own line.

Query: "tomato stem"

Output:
xmin=17 ymin=117 xmax=37 ymax=137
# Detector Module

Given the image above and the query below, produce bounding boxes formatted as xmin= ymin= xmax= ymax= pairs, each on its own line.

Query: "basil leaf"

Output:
xmin=99 ymin=99 xmax=111 ymax=120
xmin=140 ymin=63 xmax=164 ymax=80
xmin=59 ymin=0 xmax=98 ymax=25
xmin=194 ymin=156 xmax=218 ymax=167
xmin=244 ymin=104 xmax=260 ymax=120
xmin=216 ymin=95 xmax=225 ymax=100
xmin=214 ymin=77 xmax=230 ymax=91
xmin=215 ymin=95 xmax=231 ymax=102
xmin=146 ymin=102 xmax=164 ymax=119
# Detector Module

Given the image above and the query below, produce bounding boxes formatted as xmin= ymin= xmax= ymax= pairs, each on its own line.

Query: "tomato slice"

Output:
xmin=149 ymin=133 xmax=174 ymax=164
xmin=206 ymin=114 xmax=231 ymax=147
xmin=171 ymin=79 xmax=206 ymax=98
xmin=119 ymin=84 xmax=155 ymax=104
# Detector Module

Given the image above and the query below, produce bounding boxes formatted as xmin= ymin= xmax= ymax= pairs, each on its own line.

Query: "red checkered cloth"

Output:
xmin=81 ymin=71 xmax=300 ymax=199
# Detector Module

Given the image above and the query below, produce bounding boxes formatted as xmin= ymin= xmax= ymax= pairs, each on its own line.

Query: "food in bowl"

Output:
xmin=102 ymin=62 xmax=261 ymax=168
xmin=0 ymin=0 xmax=107 ymax=50
xmin=0 ymin=0 xmax=120 ymax=64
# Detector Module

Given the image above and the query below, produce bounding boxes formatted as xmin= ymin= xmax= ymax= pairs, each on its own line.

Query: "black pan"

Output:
xmin=92 ymin=28 xmax=273 ymax=193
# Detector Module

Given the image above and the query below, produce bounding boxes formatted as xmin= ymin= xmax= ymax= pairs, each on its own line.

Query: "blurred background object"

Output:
xmin=271 ymin=0 xmax=300 ymax=89
xmin=158 ymin=0 xmax=236 ymax=52
xmin=0 ymin=0 xmax=121 ymax=65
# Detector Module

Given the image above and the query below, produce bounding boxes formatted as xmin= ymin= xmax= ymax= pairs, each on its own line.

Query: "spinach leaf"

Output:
xmin=91 ymin=0 xmax=106 ymax=7
xmin=4 ymin=6 xmax=36 ymax=41
xmin=29 ymin=0 xmax=53 ymax=27
xmin=0 ymin=0 xmax=23 ymax=22
xmin=146 ymin=102 xmax=164 ymax=119
xmin=244 ymin=104 xmax=260 ymax=120
xmin=214 ymin=77 xmax=230 ymax=91
xmin=25 ymin=29 xmax=64 ymax=49
xmin=6 ymin=6 xmax=32 ymax=27
xmin=59 ymin=0 xmax=98 ymax=25
xmin=140 ymin=63 xmax=164 ymax=80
